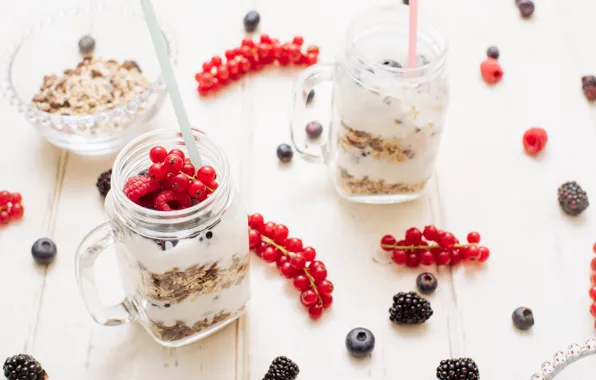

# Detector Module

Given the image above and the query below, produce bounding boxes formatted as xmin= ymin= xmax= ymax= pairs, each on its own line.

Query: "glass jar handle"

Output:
xmin=290 ymin=63 xmax=335 ymax=163
xmin=75 ymin=222 xmax=135 ymax=326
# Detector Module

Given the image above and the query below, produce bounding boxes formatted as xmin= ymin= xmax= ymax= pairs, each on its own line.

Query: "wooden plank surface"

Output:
xmin=1 ymin=0 xmax=595 ymax=379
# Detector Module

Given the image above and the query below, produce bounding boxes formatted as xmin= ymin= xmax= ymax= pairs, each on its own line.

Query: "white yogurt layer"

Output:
xmin=146 ymin=276 xmax=250 ymax=325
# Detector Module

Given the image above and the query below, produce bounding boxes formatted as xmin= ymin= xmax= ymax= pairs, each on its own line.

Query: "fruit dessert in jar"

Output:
xmin=290 ymin=4 xmax=449 ymax=203
xmin=76 ymin=129 xmax=250 ymax=347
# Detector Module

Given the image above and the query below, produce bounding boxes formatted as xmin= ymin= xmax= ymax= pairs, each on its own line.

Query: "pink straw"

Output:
xmin=407 ymin=0 xmax=419 ymax=69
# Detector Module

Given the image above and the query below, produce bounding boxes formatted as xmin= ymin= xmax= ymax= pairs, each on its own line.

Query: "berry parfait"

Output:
xmin=1 ymin=4 xmax=176 ymax=155
xmin=75 ymin=129 xmax=250 ymax=347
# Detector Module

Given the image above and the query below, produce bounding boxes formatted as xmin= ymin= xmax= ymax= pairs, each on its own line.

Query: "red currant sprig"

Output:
xmin=194 ymin=35 xmax=320 ymax=96
xmin=380 ymin=226 xmax=490 ymax=267
xmin=0 ymin=190 xmax=24 ymax=226
xmin=248 ymin=213 xmax=333 ymax=320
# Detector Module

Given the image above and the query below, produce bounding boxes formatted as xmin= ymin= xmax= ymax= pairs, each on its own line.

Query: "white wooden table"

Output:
xmin=2 ymin=0 xmax=596 ymax=379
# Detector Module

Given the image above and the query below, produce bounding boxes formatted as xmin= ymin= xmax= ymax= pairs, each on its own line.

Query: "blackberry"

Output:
xmin=436 ymin=358 xmax=479 ymax=380
xmin=582 ymin=76 xmax=596 ymax=101
xmin=558 ymin=181 xmax=589 ymax=216
xmin=96 ymin=169 xmax=112 ymax=197
xmin=262 ymin=356 xmax=299 ymax=380
xmin=389 ymin=291 xmax=433 ymax=324
xmin=3 ymin=354 xmax=46 ymax=380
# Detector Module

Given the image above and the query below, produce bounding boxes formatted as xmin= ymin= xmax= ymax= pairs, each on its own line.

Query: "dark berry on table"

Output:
xmin=512 ymin=307 xmax=534 ymax=330
xmin=305 ymin=121 xmax=323 ymax=139
xmin=518 ymin=0 xmax=535 ymax=18
xmin=277 ymin=143 xmax=293 ymax=163
xmin=243 ymin=10 xmax=260 ymax=33
xmin=390 ymin=291 xmax=433 ymax=324
xmin=486 ymin=46 xmax=500 ymax=59
xmin=31 ymin=238 xmax=57 ymax=265
xmin=382 ymin=59 xmax=402 ymax=68
xmin=403 ymin=0 xmax=409 ymax=4
xmin=262 ymin=356 xmax=299 ymax=380
xmin=306 ymin=89 xmax=315 ymax=105
xmin=345 ymin=327 xmax=375 ymax=357
xmin=3 ymin=354 xmax=46 ymax=380
xmin=78 ymin=34 xmax=95 ymax=55
xmin=416 ymin=272 xmax=438 ymax=294
xmin=436 ymin=358 xmax=479 ymax=380
xmin=96 ymin=169 xmax=112 ymax=197
xmin=582 ymin=76 xmax=596 ymax=101
xmin=558 ymin=181 xmax=589 ymax=216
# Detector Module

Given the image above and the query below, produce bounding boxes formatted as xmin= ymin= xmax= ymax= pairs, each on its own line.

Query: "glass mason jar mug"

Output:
xmin=290 ymin=4 xmax=449 ymax=204
xmin=75 ymin=129 xmax=250 ymax=347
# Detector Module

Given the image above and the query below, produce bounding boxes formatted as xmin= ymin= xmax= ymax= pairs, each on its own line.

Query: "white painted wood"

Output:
xmin=1 ymin=0 xmax=595 ymax=379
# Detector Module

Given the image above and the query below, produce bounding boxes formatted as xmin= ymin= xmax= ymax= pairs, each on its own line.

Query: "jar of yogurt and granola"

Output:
xmin=290 ymin=4 xmax=449 ymax=203
xmin=75 ymin=129 xmax=250 ymax=347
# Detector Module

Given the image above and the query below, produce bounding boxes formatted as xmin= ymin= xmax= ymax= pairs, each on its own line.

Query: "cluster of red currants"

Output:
xmin=0 ymin=191 xmax=23 ymax=225
xmin=194 ymin=34 xmax=319 ymax=96
xmin=588 ymin=243 xmax=596 ymax=327
xmin=380 ymin=226 xmax=490 ymax=267
xmin=248 ymin=213 xmax=333 ymax=319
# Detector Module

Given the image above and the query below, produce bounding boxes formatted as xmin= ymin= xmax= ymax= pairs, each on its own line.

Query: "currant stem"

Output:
xmin=259 ymin=232 xmax=322 ymax=303
xmin=381 ymin=243 xmax=476 ymax=250
xmin=180 ymin=172 xmax=215 ymax=192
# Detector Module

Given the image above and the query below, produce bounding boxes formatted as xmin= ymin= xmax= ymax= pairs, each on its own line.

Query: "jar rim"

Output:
xmin=345 ymin=3 xmax=449 ymax=76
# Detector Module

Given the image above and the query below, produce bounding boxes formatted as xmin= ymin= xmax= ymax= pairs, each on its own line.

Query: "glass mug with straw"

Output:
xmin=290 ymin=3 xmax=449 ymax=204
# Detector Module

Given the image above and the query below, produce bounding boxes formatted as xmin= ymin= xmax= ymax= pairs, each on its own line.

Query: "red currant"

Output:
xmin=254 ymin=242 xmax=266 ymax=258
xmin=168 ymin=149 xmax=185 ymax=160
xmin=405 ymin=227 xmax=423 ymax=245
xmin=288 ymin=44 xmax=302 ymax=64
xmin=225 ymin=49 xmax=236 ymax=60
xmin=211 ymin=56 xmax=223 ymax=67
xmin=392 ymin=249 xmax=407 ymax=265
xmin=227 ymin=60 xmax=240 ymax=76
xmin=171 ymin=174 xmax=189 ymax=193
xmin=591 ymin=273 xmax=596 ymax=285
xmin=241 ymin=37 xmax=255 ymax=47
xmin=302 ymin=247 xmax=316 ymax=262
xmin=207 ymin=181 xmax=219 ymax=192
xmin=467 ymin=232 xmax=481 ymax=244
xmin=11 ymin=193 xmax=22 ymax=204
xmin=285 ymin=237 xmax=303 ymax=252
xmin=477 ymin=246 xmax=490 ymax=262
xmin=463 ymin=245 xmax=480 ymax=260
xmin=300 ymin=289 xmax=318 ymax=306
xmin=148 ymin=163 xmax=167 ymax=181
xmin=293 ymin=275 xmax=310 ymax=291
xmin=248 ymin=229 xmax=261 ymax=249
xmin=249 ymin=213 xmax=264 ymax=230
xmin=381 ymin=234 xmax=396 ymax=250
xmin=181 ymin=163 xmax=196 ymax=177
xmin=439 ymin=232 xmax=456 ymax=249
xmin=451 ymin=250 xmax=463 ymax=266
xmin=593 ymin=242 xmax=596 ymax=254
xmin=308 ymin=303 xmax=323 ymax=319
xmin=310 ymin=265 xmax=327 ymax=282
xmin=420 ymin=250 xmax=435 ymax=265
xmin=188 ymin=180 xmax=207 ymax=200
xmin=306 ymin=45 xmax=319 ymax=55
xmin=217 ymin=66 xmax=230 ymax=82
xmin=164 ymin=154 xmax=184 ymax=173
xmin=262 ymin=222 xmax=277 ymax=238
xmin=317 ymin=280 xmax=334 ymax=295
xmin=435 ymin=250 xmax=451 ymax=265
xmin=590 ymin=286 xmax=596 ymax=301
xmin=591 ymin=302 xmax=596 ymax=317
xmin=202 ymin=62 xmax=213 ymax=72
xmin=239 ymin=58 xmax=251 ymax=73
xmin=10 ymin=204 xmax=23 ymax=219
xmin=320 ymin=294 xmax=333 ymax=309
xmin=273 ymin=224 xmax=289 ymax=243
xmin=197 ymin=166 xmax=216 ymax=184
xmin=310 ymin=260 xmax=326 ymax=269
xmin=591 ymin=257 xmax=596 ymax=272
xmin=423 ymin=225 xmax=438 ymax=241
xmin=149 ymin=146 xmax=168 ymax=163
xmin=280 ymin=262 xmax=299 ymax=278
xmin=276 ymin=254 xmax=288 ymax=270
xmin=262 ymin=247 xmax=280 ymax=263
xmin=290 ymin=253 xmax=307 ymax=270
xmin=292 ymin=36 xmax=304 ymax=46
xmin=406 ymin=253 xmax=420 ymax=268
xmin=260 ymin=34 xmax=272 ymax=44
xmin=0 ymin=211 xmax=9 ymax=225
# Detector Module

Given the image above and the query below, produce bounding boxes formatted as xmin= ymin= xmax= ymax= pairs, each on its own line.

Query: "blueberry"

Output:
xmin=382 ymin=59 xmax=402 ymax=69
xmin=512 ymin=307 xmax=534 ymax=330
xmin=31 ymin=238 xmax=57 ymax=265
xmin=416 ymin=272 xmax=438 ymax=294
xmin=78 ymin=35 xmax=96 ymax=55
xmin=306 ymin=89 xmax=315 ymax=105
xmin=518 ymin=0 xmax=535 ymax=18
xmin=243 ymin=10 xmax=260 ymax=32
xmin=276 ymin=144 xmax=293 ymax=163
xmin=305 ymin=121 xmax=323 ymax=139
xmin=206 ymin=231 xmax=213 ymax=239
xmin=487 ymin=46 xmax=500 ymax=59
xmin=346 ymin=328 xmax=375 ymax=357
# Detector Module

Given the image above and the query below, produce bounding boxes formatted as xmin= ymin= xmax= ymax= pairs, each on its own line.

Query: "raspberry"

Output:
xmin=480 ymin=58 xmax=503 ymax=85
xmin=154 ymin=190 xmax=192 ymax=211
xmin=123 ymin=176 xmax=160 ymax=205
xmin=522 ymin=127 xmax=548 ymax=156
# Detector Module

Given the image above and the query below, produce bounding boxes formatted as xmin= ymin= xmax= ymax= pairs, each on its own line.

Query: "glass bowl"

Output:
xmin=1 ymin=4 xmax=177 ymax=155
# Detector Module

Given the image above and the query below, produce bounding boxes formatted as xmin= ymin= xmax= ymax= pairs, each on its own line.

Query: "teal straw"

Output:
xmin=140 ymin=0 xmax=202 ymax=167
